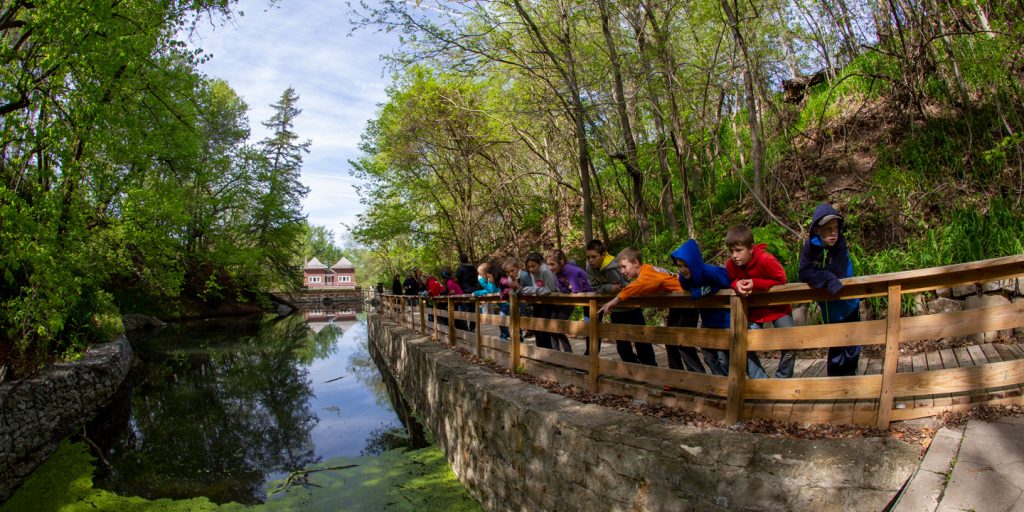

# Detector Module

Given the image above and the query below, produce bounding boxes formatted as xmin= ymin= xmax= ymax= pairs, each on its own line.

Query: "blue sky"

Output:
xmin=188 ymin=0 xmax=401 ymax=243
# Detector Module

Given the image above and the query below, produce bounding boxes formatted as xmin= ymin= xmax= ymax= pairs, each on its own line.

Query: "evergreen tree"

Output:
xmin=252 ymin=87 xmax=311 ymax=284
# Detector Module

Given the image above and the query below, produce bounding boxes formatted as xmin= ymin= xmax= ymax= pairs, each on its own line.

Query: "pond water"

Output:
xmin=39 ymin=309 xmax=477 ymax=509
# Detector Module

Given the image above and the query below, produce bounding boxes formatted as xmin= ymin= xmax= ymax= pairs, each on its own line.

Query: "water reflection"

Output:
xmin=90 ymin=309 xmax=425 ymax=505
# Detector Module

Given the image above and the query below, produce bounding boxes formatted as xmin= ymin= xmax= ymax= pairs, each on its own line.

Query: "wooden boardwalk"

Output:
xmin=401 ymin=308 xmax=1024 ymax=426
xmin=384 ymin=254 xmax=1024 ymax=427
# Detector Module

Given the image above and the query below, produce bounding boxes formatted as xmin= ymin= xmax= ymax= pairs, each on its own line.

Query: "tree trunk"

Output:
xmin=631 ymin=12 xmax=679 ymax=237
xmin=929 ymin=0 xmax=969 ymax=107
xmin=642 ymin=1 xmax=695 ymax=239
xmin=509 ymin=0 xmax=595 ymax=243
xmin=597 ymin=0 xmax=649 ymax=244
xmin=722 ymin=0 xmax=763 ymax=199
xmin=971 ymin=1 xmax=993 ymax=36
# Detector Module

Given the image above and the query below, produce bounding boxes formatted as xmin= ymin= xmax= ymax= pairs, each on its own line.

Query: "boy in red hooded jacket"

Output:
xmin=725 ymin=224 xmax=797 ymax=378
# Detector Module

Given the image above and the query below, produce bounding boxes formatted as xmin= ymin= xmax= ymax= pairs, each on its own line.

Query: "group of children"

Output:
xmin=392 ymin=203 xmax=863 ymax=378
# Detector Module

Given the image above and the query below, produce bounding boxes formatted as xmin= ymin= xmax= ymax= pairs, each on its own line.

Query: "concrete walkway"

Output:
xmin=892 ymin=417 xmax=1024 ymax=512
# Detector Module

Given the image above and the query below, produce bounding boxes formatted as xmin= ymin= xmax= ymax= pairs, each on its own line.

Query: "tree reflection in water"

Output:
xmin=350 ymin=331 xmax=430 ymax=456
xmin=94 ymin=316 xmax=334 ymax=505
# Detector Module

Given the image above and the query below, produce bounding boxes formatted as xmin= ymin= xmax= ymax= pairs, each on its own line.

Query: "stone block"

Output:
xmin=891 ymin=469 xmax=946 ymax=512
xmin=919 ymin=426 xmax=962 ymax=474
xmin=964 ymin=294 xmax=1013 ymax=342
xmin=908 ymin=294 xmax=928 ymax=316
xmin=951 ymin=284 xmax=978 ymax=298
xmin=926 ymin=297 xmax=964 ymax=315
xmin=982 ymin=280 xmax=1006 ymax=293
xmin=858 ymin=300 xmax=874 ymax=321
xmin=935 ymin=287 xmax=952 ymax=298
xmin=792 ymin=305 xmax=808 ymax=326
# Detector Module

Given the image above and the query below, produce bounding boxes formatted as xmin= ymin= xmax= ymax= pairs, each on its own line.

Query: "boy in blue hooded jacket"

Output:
xmin=798 ymin=203 xmax=862 ymax=376
xmin=671 ymin=239 xmax=768 ymax=377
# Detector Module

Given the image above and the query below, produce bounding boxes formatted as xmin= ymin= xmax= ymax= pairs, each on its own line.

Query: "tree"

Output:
xmin=251 ymin=87 xmax=311 ymax=286
xmin=301 ymin=223 xmax=344 ymax=267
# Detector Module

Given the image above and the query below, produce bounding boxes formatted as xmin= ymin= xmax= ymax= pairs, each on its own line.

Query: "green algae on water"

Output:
xmin=2 ymin=441 xmax=480 ymax=512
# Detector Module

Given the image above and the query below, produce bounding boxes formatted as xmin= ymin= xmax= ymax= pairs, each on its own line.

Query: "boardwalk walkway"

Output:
xmin=435 ymin=318 xmax=1024 ymax=426
xmin=385 ymin=255 xmax=1024 ymax=428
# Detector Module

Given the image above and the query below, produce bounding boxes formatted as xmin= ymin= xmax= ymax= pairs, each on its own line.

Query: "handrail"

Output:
xmin=379 ymin=254 xmax=1024 ymax=427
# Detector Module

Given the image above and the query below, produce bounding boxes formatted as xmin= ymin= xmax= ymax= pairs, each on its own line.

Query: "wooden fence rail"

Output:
xmin=379 ymin=255 xmax=1024 ymax=427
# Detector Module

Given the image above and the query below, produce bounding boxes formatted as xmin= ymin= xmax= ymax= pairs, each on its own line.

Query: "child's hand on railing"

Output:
xmin=597 ymin=296 xmax=620 ymax=316
xmin=735 ymin=279 xmax=754 ymax=296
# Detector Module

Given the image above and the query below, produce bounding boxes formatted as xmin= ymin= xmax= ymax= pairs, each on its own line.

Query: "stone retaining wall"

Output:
xmin=368 ymin=314 xmax=919 ymax=512
xmin=0 ymin=337 xmax=133 ymax=502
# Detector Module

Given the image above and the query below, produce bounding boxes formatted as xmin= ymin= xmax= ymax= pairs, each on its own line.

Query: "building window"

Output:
xmin=308 ymin=276 xmax=321 ymax=283
xmin=326 ymin=276 xmax=333 ymax=283
xmin=341 ymin=275 xmax=351 ymax=282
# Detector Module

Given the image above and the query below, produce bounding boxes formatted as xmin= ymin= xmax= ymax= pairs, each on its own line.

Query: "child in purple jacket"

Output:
xmin=545 ymin=249 xmax=592 ymax=352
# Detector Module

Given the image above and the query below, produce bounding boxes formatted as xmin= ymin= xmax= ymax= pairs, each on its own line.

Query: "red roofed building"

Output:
xmin=303 ymin=257 xmax=357 ymax=288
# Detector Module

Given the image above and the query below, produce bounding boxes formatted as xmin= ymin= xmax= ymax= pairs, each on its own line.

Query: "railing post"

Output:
xmin=725 ymin=295 xmax=749 ymax=425
xmin=510 ymin=293 xmax=521 ymax=370
xmin=432 ymin=299 xmax=439 ymax=341
xmin=475 ymin=298 xmax=483 ymax=358
xmin=877 ymin=285 xmax=902 ymax=428
xmin=399 ymin=297 xmax=406 ymax=326
xmin=447 ymin=296 xmax=456 ymax=346
xmin=419 ymin=300 xmax=426 ymax=336
xmin=587 ymin=299 xmax=600 ymax=393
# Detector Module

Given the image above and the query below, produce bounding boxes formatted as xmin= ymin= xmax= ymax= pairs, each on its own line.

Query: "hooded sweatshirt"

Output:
xmin=555 ymin=261 xmax=593 ymax=293
xmin=523 ymin=264 xmax=558 ymax=295
xmin=586 ymin=253 xmax=624 ymax=293
xmin=726 ymin=244 xmax=792 ymax=323
xmin=670 ymin=239 xmax=730 ymax=329
xmin=616 ymin=264 xmax=681 ymax=302
xmin=456 ymin=263 xmax=481 ymax=294
xmin=424 ymin=276 xmax=446 ymax=297
xmin=798 ymin=203 xmax=859 ymax=322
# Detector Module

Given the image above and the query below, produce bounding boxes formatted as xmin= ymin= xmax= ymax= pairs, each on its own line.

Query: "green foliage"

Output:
xmin=753 ymin=224 xmax=798 ymax=282
xmin=796 ymin=52 xmax=896 ymax=133
xmin=0 ymin=2 xmax=313 ymax=373
xmin=853 ymin=198 xmax=1024 ymax=276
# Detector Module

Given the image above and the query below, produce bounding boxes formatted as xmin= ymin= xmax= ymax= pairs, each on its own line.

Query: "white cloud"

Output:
xmin=189 ymin=0 xmax=399 ymax=244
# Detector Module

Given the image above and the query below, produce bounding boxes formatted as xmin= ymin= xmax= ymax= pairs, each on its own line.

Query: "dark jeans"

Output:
xmin=665 ymin=308 xmax=706 ymax=373
xmin=455 ymin=302 xmax=474 ymax=332
xmin=826 ymin=309 xmax=862 ymax=376
xmin=606 ymin=308 xmax=657 ymax=366
xmin=499 ymin=302 xmax=510 ymax=339
xmin=548 ymin=305 xmax=573 ymax=352
xmin=703 ymin=348 xmax=767 ymax=378
xmin=529 ymin=304 xmax=553 ymax=349
xmin=750 ymin=314 xmax=796 ymax=378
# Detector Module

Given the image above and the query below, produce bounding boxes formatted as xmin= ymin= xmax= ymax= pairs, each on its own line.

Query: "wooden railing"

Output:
xmin=378 ymin=255 xmax=1024 ymax=427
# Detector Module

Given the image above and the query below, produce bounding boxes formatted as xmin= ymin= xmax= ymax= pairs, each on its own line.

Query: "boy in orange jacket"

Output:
xmin=725 ymin=225 xmax=796 ymax=378
xmin=599 ymin=247 xmax=705 ymax=373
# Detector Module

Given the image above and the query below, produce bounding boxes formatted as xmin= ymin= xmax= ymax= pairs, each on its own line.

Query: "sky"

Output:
xmin=188 ymin=0 xmax=402 ymax=245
